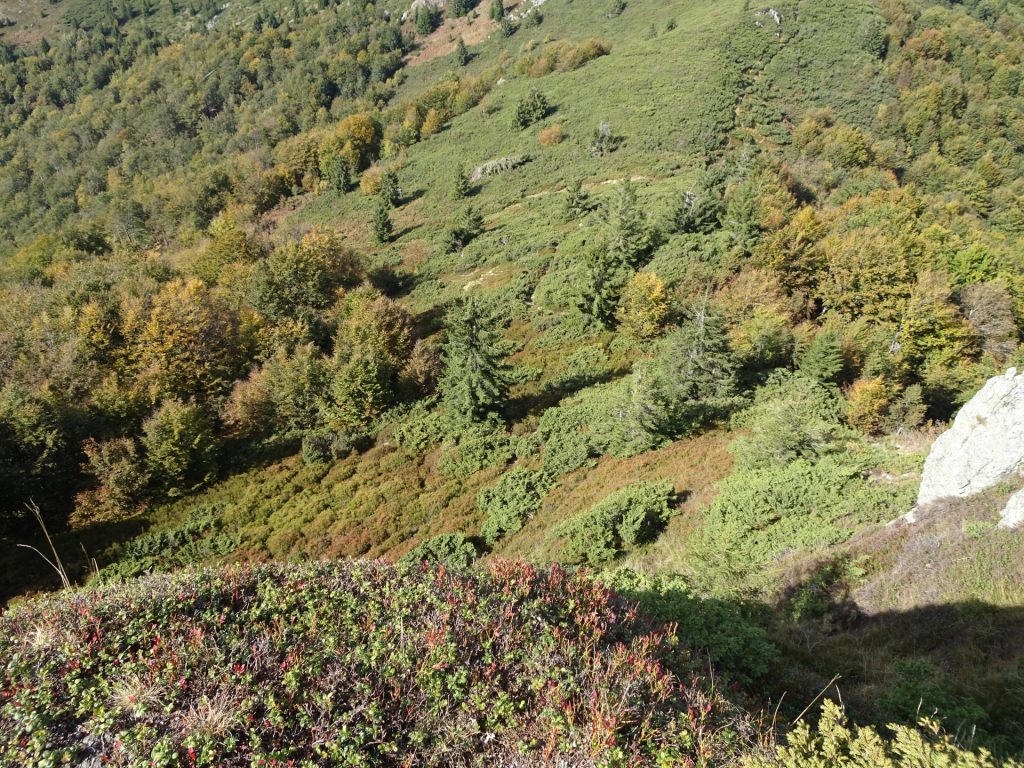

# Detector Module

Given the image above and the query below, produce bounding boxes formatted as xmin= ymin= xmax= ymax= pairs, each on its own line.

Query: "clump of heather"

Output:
xmin=0 ymin=560 xmax=751 ymax=767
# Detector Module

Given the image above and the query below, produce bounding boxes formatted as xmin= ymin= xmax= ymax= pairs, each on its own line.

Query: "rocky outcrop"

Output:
xmin=1000 ymin=487 xmax=1024 ymax=528
xmin=910 ymin=368 xmax=1024 ymax=527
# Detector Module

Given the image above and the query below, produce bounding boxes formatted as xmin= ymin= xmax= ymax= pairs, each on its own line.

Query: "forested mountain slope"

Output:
xmin=3 ymin=0 xmax=1024 ymax=762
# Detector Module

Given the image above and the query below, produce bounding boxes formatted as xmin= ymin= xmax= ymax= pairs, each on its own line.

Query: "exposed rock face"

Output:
xmin=1000 ymin=488 xmax=1024 ymax=529
xmin=910 ymin=368 xmax=1024 ymax=526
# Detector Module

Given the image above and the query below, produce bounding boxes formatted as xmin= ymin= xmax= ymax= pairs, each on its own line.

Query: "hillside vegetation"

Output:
xmin=3 ymin=0 xmax=1024 ymax=760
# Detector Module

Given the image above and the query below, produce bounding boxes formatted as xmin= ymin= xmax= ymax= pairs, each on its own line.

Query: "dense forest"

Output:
xmin=2 ymin=0 xmax=1024 ymax=762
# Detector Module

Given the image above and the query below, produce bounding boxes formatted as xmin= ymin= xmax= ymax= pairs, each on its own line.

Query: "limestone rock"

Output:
xmin=1000 ymin=487 xmax=1024 ymax=529
xmin=910 ymin=367 xmax=1024 ymax=521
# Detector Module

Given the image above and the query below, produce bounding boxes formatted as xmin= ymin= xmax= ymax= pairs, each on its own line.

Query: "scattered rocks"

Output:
xmin=470 ymin=154 xmax=530 ymax=182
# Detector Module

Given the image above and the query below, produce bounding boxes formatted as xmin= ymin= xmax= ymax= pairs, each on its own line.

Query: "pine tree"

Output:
xmin=452 ymin=165 xmax=470 ymax=199
xmin=512 ymin=89 xmax=549 ymax=129
xmin=415 ymin=5 xmax=438 ymax=35
xmin=372 ymin=199 xmax=393 ymax=244
xmin=669 ymin=167 xmax=726 ymax=234
xmin=454 ymin=37 xmax=470 ymax=66
xmin=449 ymin=0 xmax=468 ymax=17
xmin=461 ymin=205 xmax=483 ymax=237
xmin=440 ymin=297 xmax=510 ymax=422
xmin=724 ymin=182 xmax=762 ymax=257
xmin=489 ymin=0 xmax=504 ymax=21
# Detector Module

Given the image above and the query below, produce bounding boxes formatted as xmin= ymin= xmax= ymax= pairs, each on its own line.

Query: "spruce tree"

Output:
xmin=415 ymin=5 xmax=438 ymax=35
xmin=454 ymin=37 xmax=470 ymax=66
xmin=452 ymin=165 xmax=470 ymax=199
xmin=372 ymin=199 xmax=393 ymax=244
xmin=606 ymin=178 xmax=653 ymax=268
xmin=440 ymin=297 xmax=510 ymax=422
xmin=489 ymin=0 xmax=504 ymax=21
xmin=634 ymin=303 xmax=738 ymax=436
xmin=562 ymin=178 xmax=589 ymax=221
xmin=798 ymin=328 xmax=845 ymax=385
xmin=574 ymin=242 xmax=629 ymax=329
xmin=379 ymin=168 xmax=401 ymax=207
xmin=449 ymin=0 xmax=468 ymax=17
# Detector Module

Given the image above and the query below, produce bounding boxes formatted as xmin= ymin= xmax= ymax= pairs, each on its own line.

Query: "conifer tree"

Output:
xmin=415 ymin=5 xmax=438 ymax=34
xmin=634 ymin=302 xmax=738 ymax=436
xmin=449 ymin=0 xmax=468 ymax=17
xmin=606 ymin=179 xmax=653 ymax=268
xmin=379 ymin=168 xmax=401 ymax=207
xmin=562 ymin=178 xmax=589 ymax=221
xmin=489 ymin=0 xmax=504 ymax=21
xmin=440 ymin=297 xmax=510 ymax=422
xmin=372 ymin=199 xmax=393 ymax=244
xmin=574 ymin=242 xmax=630 ymax=329
xmin=454 ymin=37 xmax=470 ymax=66
xmin=452 ymin=165 xmax=470 ymax=199
xmin=798 ymin=328 xmax=845 ymax=385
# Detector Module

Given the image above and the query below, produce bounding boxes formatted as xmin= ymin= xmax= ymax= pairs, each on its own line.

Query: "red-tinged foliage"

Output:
xmin=0 ymin=560 xmax=750 ymax=767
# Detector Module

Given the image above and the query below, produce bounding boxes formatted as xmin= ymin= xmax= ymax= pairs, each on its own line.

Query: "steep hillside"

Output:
xmin=3 ymin=0 xmax=1024 ymax=759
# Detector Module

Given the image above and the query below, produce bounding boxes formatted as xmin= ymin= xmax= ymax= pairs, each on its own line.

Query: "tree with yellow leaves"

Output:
xmin=125 ymin=278 xmax=245 ymax=404
xmin=617 ymin=272 xmax=670 ymax=339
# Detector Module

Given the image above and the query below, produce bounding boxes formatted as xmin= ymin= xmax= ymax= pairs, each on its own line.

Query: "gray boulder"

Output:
xmin=909 ymin=367 xmax=1024 ymax=525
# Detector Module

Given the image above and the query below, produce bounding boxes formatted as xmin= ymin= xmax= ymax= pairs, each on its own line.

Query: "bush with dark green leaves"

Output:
xmin=301 ymin=429 xmax=367 ymax=465
xmin=606 ymin=569 xmax=777 ymax=685
xmin=561 ymin=480 xmax=674 ymax=565
xmin=697 ymin=456 xmax=914 ymax=591
xmin=399 ymin=532 xmax=478 ymax=569
xmin=478 ymin=468 xmax=549 ymax=544
xmin=437 ymin=417 xmax=516 ymax=478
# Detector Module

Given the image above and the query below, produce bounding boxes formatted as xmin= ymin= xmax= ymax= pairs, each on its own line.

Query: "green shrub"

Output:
xmin=478 ymin=468 xmax=548 ymax=544
xmin=101 ymin=503 xmax=238 ymax=580
xmin=399 ymin=533 xmax=478 ymax=569
xmin=561 ymin=480 xmax=674 ymax=565
xmin=606 ymin=569 xmax=777 ymax=685
xmin=537 ymin=378 xmax=662 ymax=477
xmin=757 ymin=700 xmax=1017 ymax=768
xmin=879 ymin=659 xmax=988 ymax=734
xmin=697 ymin=456 xmax=914 ymax=590
xmin=301 ymin=429 xmax=367 ymax=465
xmin=438 ymin=417 xmax=516 ymax=479
xmin=391 ymin=401 xmax=445 ymax=452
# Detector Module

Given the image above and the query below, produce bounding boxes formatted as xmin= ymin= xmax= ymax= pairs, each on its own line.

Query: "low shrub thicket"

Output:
xmin=560 ymin=480 xmax=674 ymax=565
xmin=399 ymin=532 xmax=479 ymax=568
xmin=0 ymin=561 xmax=750 ymax=767
xmin=478 ymin=468 xmax=549 ymax=544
